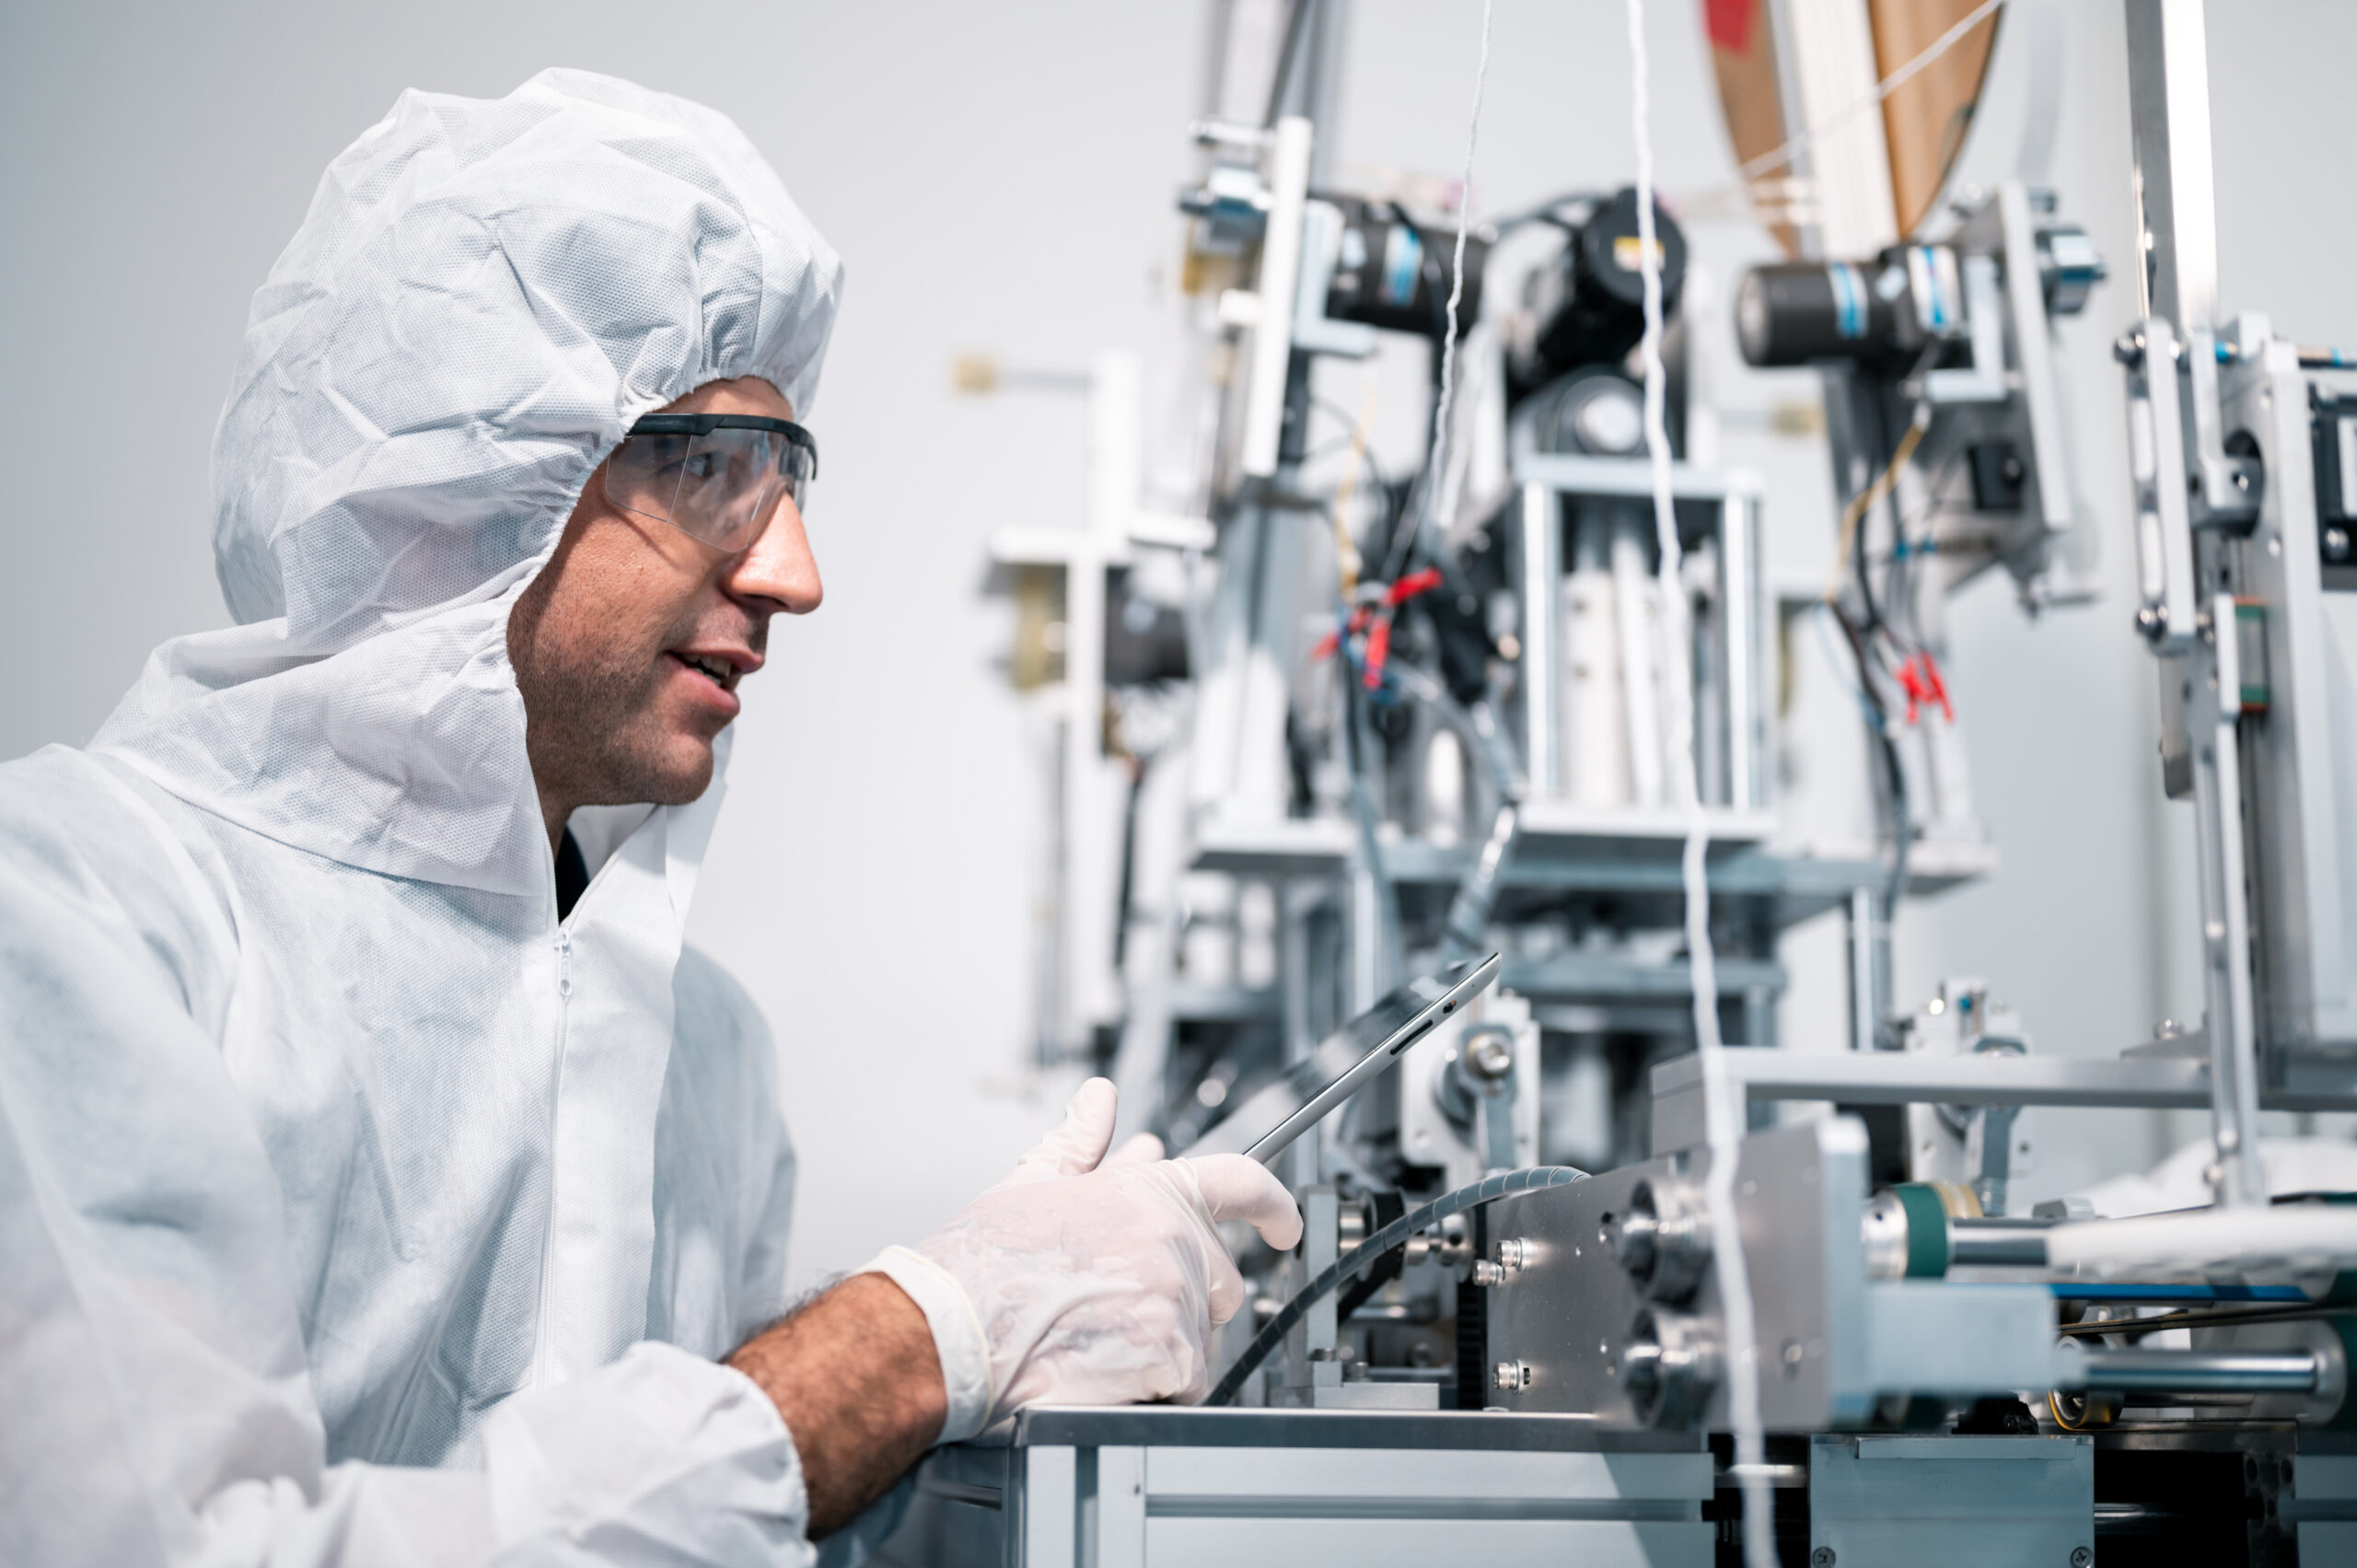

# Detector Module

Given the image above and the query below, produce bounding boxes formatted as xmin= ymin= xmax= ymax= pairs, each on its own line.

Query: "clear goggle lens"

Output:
xmin=604 ymin=421 xmax=816 ymax=552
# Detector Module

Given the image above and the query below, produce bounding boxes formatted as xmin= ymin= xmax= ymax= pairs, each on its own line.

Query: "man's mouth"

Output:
xmin=670 ymin=651 xmax=740 ymax=692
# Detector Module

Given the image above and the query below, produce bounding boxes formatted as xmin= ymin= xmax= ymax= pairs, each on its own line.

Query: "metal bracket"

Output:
xmin=1289 ymin=200 xmax=1378 ymax=360
xmin=1923 ymin=254 xmax=2009 ymax=405
xmin=2187 ymin=326 xmax=2261 ymax=528
xmin=1996 ymin=181 xmax=2074 ymax=538
xmin=2120 ymin=319 xmax=2200 ymax=656
xmin=2185 ymin=591 xmax=2268 ymax=1204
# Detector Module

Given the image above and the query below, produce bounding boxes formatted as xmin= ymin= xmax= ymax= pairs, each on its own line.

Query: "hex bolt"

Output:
xmin=2071 ymin=1549 xmax=2092 ymax=1568
xmin=1466 ymin=1031 xmax=1515 ymax=1079
xmin=1811 ymin=1549 xmax=1836 ymax=1568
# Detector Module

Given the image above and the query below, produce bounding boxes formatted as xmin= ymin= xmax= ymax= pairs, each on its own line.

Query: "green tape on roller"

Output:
xmin=1891 ymin=1183 xmax=1953 ymax=1278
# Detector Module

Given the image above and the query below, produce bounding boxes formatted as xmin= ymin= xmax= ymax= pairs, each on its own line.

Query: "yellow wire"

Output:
xmin=1329 ymin=370 xmax=1379 ymax=596
xmin=1821 ymin=409 xmax=1929 ymax=607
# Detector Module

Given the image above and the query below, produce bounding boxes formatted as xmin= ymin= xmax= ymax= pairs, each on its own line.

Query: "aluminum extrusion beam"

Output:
xmin=2121 ymin=0 xmax=2219 ymax=330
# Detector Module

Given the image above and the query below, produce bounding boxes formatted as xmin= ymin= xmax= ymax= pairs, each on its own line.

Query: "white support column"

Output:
xmin=1096 ymin=1446 xmax=1147 ymax=1568
xmin=1022 ymin=1446 xmax=1078 ymax=1568
xmin=1519 ymin=482 xmax=1561 ymax=800
xmin=1239 ymin=117 xmax=1312 ymax=478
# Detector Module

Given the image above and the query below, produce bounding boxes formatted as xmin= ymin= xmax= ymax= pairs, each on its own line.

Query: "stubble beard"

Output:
xmin=517 ymin=629 xmax=714 ymax=814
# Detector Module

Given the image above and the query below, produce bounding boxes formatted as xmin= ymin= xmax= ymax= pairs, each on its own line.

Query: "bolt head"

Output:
xmin=2072 ymin=1549 xmax=2093 ymax=1568
xmin=2327 ymin=526 xmax=2351 ymax=561
xmin=2114 ymin=331 xmax=2145 ymax=366
xmin=1812 ymin=1549 xmax=1838 ymax=1568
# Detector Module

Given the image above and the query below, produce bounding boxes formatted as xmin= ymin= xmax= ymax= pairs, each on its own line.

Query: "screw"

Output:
xmin=2114 ymin=331 xmax=2145 ymax=366
xmin=1494 ymin=1237 xmax=1530 ymax=1273
xmin=1471 ymin=1260 xmax=1506 ymax=1287
xmin=2072 ymin=1549 xmax=2093 ymax=1568
xmin=2327 ymin=525 xmax=2351 ymax=561
xmin=1492 ymin=1359 xmax=1531 ymax=1391
xmin=1812 ymin=1549 xmax=1837 ymax=1568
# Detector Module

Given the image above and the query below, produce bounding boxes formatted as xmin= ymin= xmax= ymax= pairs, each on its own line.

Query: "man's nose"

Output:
xmin=724 ymin=495 xmax=823 ymax=615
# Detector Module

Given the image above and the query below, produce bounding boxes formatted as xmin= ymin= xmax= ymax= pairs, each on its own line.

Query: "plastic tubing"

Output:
xmin=1205 ymin=1165 xmax=1588 ymax=1408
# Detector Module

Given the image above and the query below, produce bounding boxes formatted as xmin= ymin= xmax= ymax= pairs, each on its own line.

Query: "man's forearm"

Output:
xmin=725 ymin=1272 xmax=946 ymax=1538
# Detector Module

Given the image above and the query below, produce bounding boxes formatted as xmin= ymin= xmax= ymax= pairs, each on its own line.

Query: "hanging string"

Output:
xmin=1421 ymin=0 xmax=1495 ymax=541
xmin=1625 ymin=3 xmax=1772 ymax=1566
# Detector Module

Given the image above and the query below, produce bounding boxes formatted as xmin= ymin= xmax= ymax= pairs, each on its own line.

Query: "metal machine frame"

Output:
xmin=931 ymin=4 xmax=2357 ymax=1563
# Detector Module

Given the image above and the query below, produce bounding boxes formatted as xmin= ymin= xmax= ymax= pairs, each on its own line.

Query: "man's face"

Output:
xmin=507 ymin=377 xmax=821 ymax=819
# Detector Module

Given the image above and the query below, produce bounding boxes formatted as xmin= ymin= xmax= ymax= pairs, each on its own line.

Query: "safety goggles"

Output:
xmin=603 ymin=412 xmax=819 ymax=553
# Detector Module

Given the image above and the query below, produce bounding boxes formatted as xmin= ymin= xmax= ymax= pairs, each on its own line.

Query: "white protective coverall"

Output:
xmin=0 ymin=69 xmax=893 ymax=1565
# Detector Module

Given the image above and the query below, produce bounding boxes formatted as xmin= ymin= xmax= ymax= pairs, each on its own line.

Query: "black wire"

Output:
xmin=1483 ymin=189 xmax=1607 ymax=234
xmin=1827 ymin=605 xmax=1889 ymax=728
xmin=1847 ymin=345 xmax=1945 ymax=644
xmin=1880 ymin=730 xmax=1911 ymax=916
xmin=1884 ymin=447 xmax=1969 ymax=656
xmin=1307 ymin=399 xmax=1392 ymax=495
xmin=1825 ymin=599 xmax=1910 ymax=917
xmin=2056 ymin=1303 xmax=2352 ymax=1340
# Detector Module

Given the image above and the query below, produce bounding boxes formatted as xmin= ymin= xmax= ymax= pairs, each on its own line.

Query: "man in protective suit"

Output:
xmin=0 ymin=70 xmax=1298 ymax=1565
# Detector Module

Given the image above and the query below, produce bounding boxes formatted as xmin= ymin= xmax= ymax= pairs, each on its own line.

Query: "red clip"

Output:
xmin=1364 ymin=615 xmax=1394 ymax=690
xmin=1386 ymin=567 xmax=1445 ymax=607
xmin=1917 ymin=651 xmax=1954 ymax=723
xmin=1894 ymin=653 xmax=1954 ymax=725
xmin=1312 ymin=605 xmax=1374 ymax=662
xmin=1895 ymin=657 xmax=1926 ymax=724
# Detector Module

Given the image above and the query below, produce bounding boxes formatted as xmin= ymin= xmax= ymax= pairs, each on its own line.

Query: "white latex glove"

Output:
xmin=866 ymin=1078 xmax=1300 ymax=1442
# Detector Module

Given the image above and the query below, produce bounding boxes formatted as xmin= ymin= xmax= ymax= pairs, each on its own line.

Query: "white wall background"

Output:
xmin=3 ymin=1 xmax=2347 ymax=1288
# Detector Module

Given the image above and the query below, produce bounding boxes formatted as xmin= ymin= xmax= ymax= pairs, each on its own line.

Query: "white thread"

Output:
xmin=1625 ymin=4 xmax=1771 ymax=1566
xmin=1732 ymin=0 xmax=2007 ymax=185
xmin=1422 ymin=0 xmax=1494 ymax=540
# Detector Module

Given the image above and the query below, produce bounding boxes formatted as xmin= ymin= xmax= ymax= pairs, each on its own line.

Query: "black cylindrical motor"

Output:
xmin=1737 ymin=221 xmax=2100 ymax=369
xmin=1509 ymin=187 xmax=1687 ymax=398
xmin=1324 ymin=197 xmax=1488 ymax=341
xmin=1735 ymin=259 xmax=1914 ymax=367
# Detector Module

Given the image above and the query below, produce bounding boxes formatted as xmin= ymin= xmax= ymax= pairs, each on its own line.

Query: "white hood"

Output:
xmin=95 ymin=66 xmax=843 ymax=895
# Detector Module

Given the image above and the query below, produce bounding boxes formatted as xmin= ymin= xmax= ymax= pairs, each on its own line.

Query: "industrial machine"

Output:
xmin=899 ymin=2 xmax=2357 ymax=1562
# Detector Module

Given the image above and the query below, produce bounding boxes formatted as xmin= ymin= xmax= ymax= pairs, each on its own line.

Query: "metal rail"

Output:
xmin=2075 ymin=1347 xmax=2319 ymax=1394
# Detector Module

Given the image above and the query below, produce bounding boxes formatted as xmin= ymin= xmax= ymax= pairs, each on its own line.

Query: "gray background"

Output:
xmin=2 ymin=1 xmax=2347 ymax=1287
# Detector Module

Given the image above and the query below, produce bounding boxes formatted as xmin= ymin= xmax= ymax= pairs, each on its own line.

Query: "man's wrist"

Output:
xmin=725 ymin=1272 xmax=946 ymax=1538
xmin=858 ymin=1246 xmax=993 ymax=1445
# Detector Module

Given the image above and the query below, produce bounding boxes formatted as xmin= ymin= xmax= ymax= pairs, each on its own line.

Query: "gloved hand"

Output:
xmin=866 ymin=1078 xmax=1300 ymax=1441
